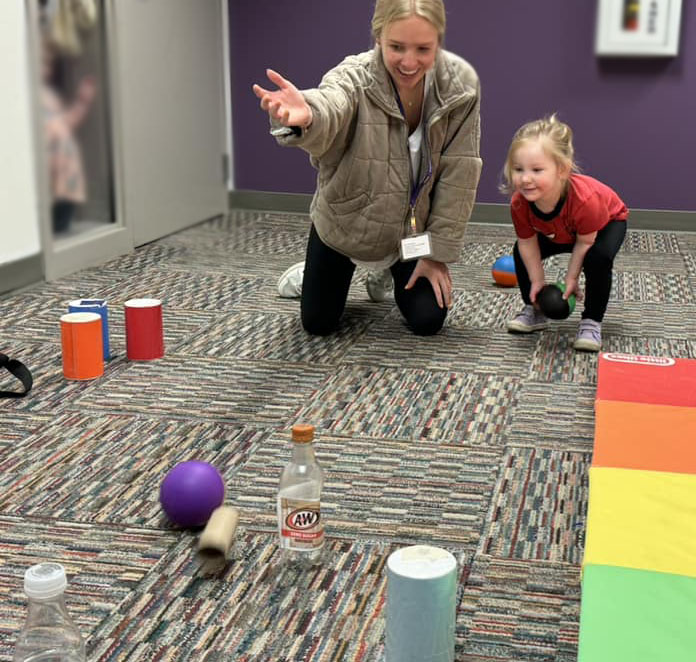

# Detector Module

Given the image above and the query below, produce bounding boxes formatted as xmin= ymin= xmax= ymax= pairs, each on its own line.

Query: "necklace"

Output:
xmin=403 ymin=78 xmax=424 ymax=108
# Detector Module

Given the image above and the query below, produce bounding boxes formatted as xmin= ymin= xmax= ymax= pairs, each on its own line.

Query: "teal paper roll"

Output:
xmin=385 ymin=545 xmax=457 ymax=662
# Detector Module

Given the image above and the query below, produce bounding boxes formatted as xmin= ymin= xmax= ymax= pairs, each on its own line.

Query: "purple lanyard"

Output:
xmin=393 ymin=84 xmax=433 ymax=232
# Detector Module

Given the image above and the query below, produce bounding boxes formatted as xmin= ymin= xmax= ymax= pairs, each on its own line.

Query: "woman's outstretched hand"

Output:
xmin=405 ymin=258 xmax=453 ymax=309
xmin=252 ymin=69 xmax=313 ymax=128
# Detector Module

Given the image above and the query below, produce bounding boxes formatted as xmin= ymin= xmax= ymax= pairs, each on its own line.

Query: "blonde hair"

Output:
xmin=371 ymin=0 xmax=446 ymax=44
xmin=500 ymin=114 xmax=579 ymax=195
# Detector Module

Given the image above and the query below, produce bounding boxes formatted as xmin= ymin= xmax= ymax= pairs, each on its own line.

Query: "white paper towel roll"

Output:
xmin=385 ymin=544 xmax=457 ymax=662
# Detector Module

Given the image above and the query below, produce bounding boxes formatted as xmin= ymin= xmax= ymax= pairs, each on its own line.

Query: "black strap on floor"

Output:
xmin=0 ymin=353 xmax=33 ymax=398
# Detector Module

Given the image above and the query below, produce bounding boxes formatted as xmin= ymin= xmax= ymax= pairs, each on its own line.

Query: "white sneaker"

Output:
xmin=277 ymin=261 xmax=304 ymax=298
xmin=366 ymin=269 xmax=393 ymax=302
xmin=573 ymin=319 xmax=602 ymax=352
xmin=506 ymin=304 xmax=548 ymax=333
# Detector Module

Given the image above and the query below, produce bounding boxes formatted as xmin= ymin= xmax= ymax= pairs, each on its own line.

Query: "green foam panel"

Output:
xmin=579 ymin=564 xmax=696 ymax=661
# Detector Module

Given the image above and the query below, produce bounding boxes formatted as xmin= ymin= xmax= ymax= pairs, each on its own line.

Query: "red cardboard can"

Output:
xmin=124 ymin=298 xmax=165 ymax=360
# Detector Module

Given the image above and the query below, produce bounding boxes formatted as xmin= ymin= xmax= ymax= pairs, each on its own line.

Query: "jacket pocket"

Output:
xmin=328 ymin=193 xmax=369 ymax=217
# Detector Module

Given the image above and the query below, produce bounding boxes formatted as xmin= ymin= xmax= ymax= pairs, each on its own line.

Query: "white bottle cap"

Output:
xmin=24 ymin=563 xmax=68 ymax=599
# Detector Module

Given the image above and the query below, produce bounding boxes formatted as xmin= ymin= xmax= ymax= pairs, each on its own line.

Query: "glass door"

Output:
xmin=27 ymin=0 xmax=132 ymax=280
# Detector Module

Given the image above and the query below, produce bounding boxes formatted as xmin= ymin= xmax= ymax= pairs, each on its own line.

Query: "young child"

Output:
xmin=501 ymin=115 xmax=628 ymax=352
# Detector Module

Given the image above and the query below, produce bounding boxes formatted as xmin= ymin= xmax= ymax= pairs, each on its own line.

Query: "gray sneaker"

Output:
xmin=573 ymin=319 xmax=602 ymax=352
xmin=506 ymin=305 xmax=548 ymax=333
xmin=366 ymin=269 xmax=393 ymax=302
xmin=277 ymin=261 xmax=304 ymax=298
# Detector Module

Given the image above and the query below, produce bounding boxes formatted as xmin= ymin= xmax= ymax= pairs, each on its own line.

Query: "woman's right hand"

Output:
xmin=252 ymin=69 xmax=313 ymax=128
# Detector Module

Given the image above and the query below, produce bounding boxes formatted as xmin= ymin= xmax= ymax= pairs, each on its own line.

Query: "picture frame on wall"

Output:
xmin=595 ymin=0 xmax=683 ymax=56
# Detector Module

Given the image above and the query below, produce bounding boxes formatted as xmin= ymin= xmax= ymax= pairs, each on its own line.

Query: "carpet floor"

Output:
xmin=1 ymin=210 xmax=694 ymax=661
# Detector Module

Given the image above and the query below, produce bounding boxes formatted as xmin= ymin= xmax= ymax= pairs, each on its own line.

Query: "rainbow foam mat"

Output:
xmin=580 ymin=352 xmax=696 ymax=658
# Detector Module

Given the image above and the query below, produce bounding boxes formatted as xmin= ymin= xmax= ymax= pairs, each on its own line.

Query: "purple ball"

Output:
xmin=159 ymin=461 xmax=225 ymax=527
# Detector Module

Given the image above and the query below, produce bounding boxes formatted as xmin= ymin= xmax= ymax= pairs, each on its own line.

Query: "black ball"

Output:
xmin=537 ymin=283 xmax=575 ymax=320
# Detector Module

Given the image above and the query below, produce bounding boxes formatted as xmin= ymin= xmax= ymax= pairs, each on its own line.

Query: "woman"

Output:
xmin=253 ymin=0 xmax=481 ymax=335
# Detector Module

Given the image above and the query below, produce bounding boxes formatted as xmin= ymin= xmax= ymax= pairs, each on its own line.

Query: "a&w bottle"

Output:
xmin=277 ymin=424 xmax=324 ymax=565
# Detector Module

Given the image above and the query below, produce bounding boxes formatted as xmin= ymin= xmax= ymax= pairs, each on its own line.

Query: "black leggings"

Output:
xmin=512 ymin=220 xmax=627 ymax=322
xmin=301 ymin=225 xmax=448 ymax=336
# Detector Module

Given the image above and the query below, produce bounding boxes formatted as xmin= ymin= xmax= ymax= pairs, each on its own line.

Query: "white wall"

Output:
xmin=0 ymin=3 xmax=42 ymax=266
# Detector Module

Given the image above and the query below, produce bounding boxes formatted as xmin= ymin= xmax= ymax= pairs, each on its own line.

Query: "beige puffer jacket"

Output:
xmin=276 ymin=47 xmax=482 ymax=264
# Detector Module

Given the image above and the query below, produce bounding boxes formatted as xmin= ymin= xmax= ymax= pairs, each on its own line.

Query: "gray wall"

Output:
xmin=230 ymin=1 xmax=695 ymax=212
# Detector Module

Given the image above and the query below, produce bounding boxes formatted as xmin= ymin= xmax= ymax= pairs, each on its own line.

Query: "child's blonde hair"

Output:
xmin=371 ymin=0 xmax=447 ymax=44
xmin=500 ymin=114 xmax=579 ymax=195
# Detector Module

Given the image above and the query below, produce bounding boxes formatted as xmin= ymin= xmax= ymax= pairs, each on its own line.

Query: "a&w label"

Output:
xmin=277 ymin=497 xmax=324 ymax=550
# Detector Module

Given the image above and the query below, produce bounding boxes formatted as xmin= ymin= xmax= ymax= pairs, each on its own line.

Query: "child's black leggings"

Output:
xmin=512 ymin=220 xmax=627 ymax=323
xmin=300 ymin=224 xmax=447 ymax=336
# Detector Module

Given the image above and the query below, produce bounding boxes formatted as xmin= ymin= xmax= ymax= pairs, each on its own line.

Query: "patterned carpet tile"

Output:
xmin=524 ymin=326 xmax=696 ymax=385
xmin=602 ymin=301 xmax=696 ymax=338
xmin=458 ymin=555 xmax=581 ymax=662
xmin=0 ymin=339 xmax=130 ymax=414
xmin=0 ymin=291 xmax=112 ymax=340
xmin=172 ymin=225 xmax=308 ymax=256
xmin=97 ymin=242 xmax=191 ymax=273
xmin=111 ymin=267 xmax=268 ymax=312
xmin=610 ymin=270 xmax=693 ymax=303
xmin=230 ymin=430 xmax=501 ymax=546
xmin=183 ymin=310 xmax=373 ymax=364
xmin=88 ymin=532 xmax=400 ymax=662
xmin=199 ymin=210 xmax=311 ymax=235
xmin=448 ymin=288 xmax=525 ymax=330
xmin=684 ymin=252 xmax=696 ymax=279
xmin=621 ymin=230 xmax=681 ymax=253
xmin=0 ymin=412 xmax=53 ymax=454
xmin=480 ymin=446 xmax=590 ymax=564
xmin=156 ymin=246 xmax=303 ymax=276
xmin=342 ymin=315 xmax=538 ymax=379
xmin=677 ymin=233 xmax=696 ymax=254
xmin=504 ymin=383 xmax=597 ymax=451
xmin=295 ymin=365 xmax=521 ymax=445
xmin=614 ymin=252 xmax=686 ymax=273
xmin=459 ymin=242 xmax=519 ymax=267
xmin=0 ymin=516 xmax=179 ymax=662
xmin=0 ymin=295 xmax=216 ymax=352
xmin=0 ymin=412 xmax=271 ymax=526
xmin=69 ymin=356 xmax=330 ymax=425
xmin=522 ymin=331 xmax=601 ymax=384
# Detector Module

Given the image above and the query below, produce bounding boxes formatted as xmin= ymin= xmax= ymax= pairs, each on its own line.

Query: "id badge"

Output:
xmin=400 ymin=231 xmax=432 ymax=261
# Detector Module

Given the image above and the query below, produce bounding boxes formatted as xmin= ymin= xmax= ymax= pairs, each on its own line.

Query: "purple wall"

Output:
xmin=230 ymin=1 xmax=695 ymax=211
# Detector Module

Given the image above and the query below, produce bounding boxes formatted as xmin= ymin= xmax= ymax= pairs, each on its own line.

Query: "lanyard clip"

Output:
xmin=409 ymin=205 xmax=417 ymax=234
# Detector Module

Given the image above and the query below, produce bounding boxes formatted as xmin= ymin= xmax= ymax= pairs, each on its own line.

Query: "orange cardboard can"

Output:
xmin=60 ymin=312 xmax=104 ymax=380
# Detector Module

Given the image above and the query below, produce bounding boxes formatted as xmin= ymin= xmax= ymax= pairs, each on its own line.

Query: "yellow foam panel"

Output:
xmin=584 ymin=467 xmax=696 ymax=578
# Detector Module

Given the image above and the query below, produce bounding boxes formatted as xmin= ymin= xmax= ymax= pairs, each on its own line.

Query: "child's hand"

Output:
xmin=529 ymin=281 xmax=545 ymax=304
xmin=563 ymin=277 xmax=583 ymax=302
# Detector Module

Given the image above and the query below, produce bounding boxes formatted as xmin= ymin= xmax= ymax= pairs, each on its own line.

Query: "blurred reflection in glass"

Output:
xmin=37 ymin=0 xmax=114 ymax=237
xmin=41 ymin=38 xmax=96 ymax=233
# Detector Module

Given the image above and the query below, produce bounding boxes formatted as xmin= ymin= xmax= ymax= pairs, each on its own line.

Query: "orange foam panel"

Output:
xmin=593 ymin=399 xmax=696 ymax=474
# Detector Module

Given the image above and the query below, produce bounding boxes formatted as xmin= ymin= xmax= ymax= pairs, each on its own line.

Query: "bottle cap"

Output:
xmin=24 ymin=562 xmax=68 ymax=599
xmin=291 ymin=424 xmax=314 ymax=443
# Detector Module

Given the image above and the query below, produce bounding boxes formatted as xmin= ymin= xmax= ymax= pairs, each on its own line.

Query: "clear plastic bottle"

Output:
xmin=13 ymin=562 xmax=86 ymax=662
xmin=277 ymin=424 xmax=325 ymax=566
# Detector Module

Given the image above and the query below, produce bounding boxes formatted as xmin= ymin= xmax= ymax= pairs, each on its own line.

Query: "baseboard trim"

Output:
xmin=0 ymin=253 xmax=43 ymax=296
xmin=229 ymin=190 xmax=314 ymax=215
xmin=229 ymin=191 xmax=695 ymax=232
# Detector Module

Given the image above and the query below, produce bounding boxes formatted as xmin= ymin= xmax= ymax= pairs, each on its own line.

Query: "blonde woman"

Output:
xmin=253 ymin=0 xmax=481 ymax=336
